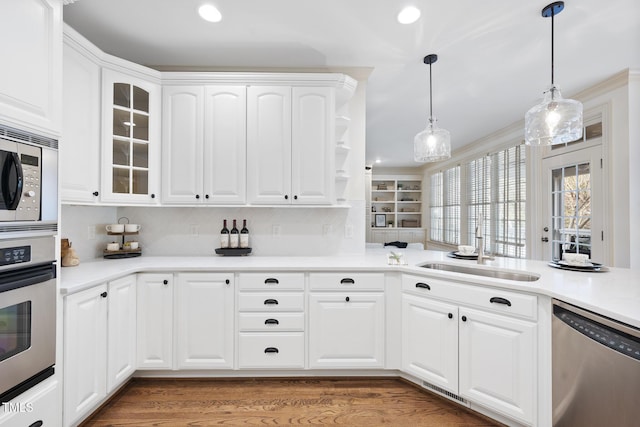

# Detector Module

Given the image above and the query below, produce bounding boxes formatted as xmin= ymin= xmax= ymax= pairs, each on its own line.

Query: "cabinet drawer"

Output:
xmin=0 ymin=378 xmax=59 ymax=427
xmin=238 ymin=332 xmax=304 ymax=368
xmin=239 ymin=273 xmax=305 ymax=290
xmin=239 ymin=312 xmax=305 ymax=332
xmin=238 ymin=292 xmax=304 ymax=311
xmin=309 ymin=273 xmax=385 ymax=291
xmin=402 ymin=274 xmax=537 ymax=320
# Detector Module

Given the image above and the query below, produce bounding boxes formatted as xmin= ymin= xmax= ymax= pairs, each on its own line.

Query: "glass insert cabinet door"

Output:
xmin=101 ymin=69 xmax=159 ymax=203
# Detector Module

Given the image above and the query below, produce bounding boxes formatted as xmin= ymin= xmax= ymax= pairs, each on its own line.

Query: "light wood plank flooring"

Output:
xmin=81 ymin=378 xmax=504 ymax=426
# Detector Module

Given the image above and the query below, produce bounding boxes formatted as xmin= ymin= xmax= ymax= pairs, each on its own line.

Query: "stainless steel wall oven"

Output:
xmin=0 ymin=236 xmax=56 ymax=403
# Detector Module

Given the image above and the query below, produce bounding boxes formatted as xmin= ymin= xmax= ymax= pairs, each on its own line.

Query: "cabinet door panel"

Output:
xmin=64 ymin=285 xmax=107 ymax=426
xmin=247 ymin=86 xmax=291 ymax=204
xmin=203 ymin=86 xmax=246 ymax=203
xmin=107 ymin=275 xmax=137 ymax=392
xmin=402 ymin=295 xmax=458 ymax=393
xmin=137 ymin=274 xmax=173 ymax=369
xmin=309 ymin=292 xmax=384 ymax=368
xmin=291 ymin=87 xmax=334 ymax=204
xmin=459 ymin=307 xmax=536 ymax=425
xmin=162 ymin=86 xmax=204 ymax=203
xmin=176 ymin=273 xmax=234 ymax=368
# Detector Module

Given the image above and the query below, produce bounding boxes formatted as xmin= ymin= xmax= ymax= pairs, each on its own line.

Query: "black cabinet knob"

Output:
xmin=163 ymin=280 xmax=168 ymax=285
xmin=100 ymin=291 xmax=108 ymax=298
xmin=294 ymin=195 xmax=298 ymax=200
xmin=151 ymin=193 xmax=156 ymax=199
xmin=93 ymin=191 xmax=99 ymax=196
xmin=284 ymin=195 xmax=289 ymax=200
xmin=345 ymin=296 xmax=350 ymax=302
xmin=225 ymin=279 xmax=230 ymax=285
xmin=205 ymin=194 xmax=210 ymax=199
xmin=448 ymin=313 xmax=453 ymax=319
xmin=195 ymin=194 xmax=200 ymax=199
xmin=461 ymin=315 xmax=467 ymax=322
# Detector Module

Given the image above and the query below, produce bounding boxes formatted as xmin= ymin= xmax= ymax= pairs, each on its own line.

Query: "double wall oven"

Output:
xmin=0 ymin=124 xmax=58 ymax=404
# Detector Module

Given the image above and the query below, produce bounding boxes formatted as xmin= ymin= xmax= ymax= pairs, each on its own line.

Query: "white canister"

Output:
xmin=106 ymin=242 xmax=120 ymax=251
xmin=129 ymin=241 xmax=139 ymax=250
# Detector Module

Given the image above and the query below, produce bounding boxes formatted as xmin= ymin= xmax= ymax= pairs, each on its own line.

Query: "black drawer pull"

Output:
xmin=29 ymin=421 xmax=43 ymax=427
xmin=264 ymin=347 xmax=279 ymax=354
xmin=415 ymin=282 xmax=431 ymax=290
xmin=265 ymin=318 xmax=279 ymax=325
xmin=101 ymin=291 xmax=108 ymax=298
xmin=265 ymin=278 xmax=279 ymax=284
xmin=264 ymin=299 xmax=279 ymax=305
xmin=490 ymin=297 xmax=512 ymax=307
xmin=340 ymin=278 xmax=355 ymax=284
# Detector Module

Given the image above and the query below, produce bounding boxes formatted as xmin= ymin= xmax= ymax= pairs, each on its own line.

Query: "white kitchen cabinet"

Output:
xmin=101 ymin=68 xmax=161 ymax=204
xmin=459 ymin=307 xmax=536 ymax=425
xmin=60 ymin=35 xmax=101 ymax=203
xmin=402 ymin=294 xmax=458 ymax=393
xmin=162 ymin=85 xmax=246 ymax=204
xmin=247 ymin=86 xmax=335 ymax=205
xmin=63 ymin=284 xmax=108 ymax=427
xmin=0 ymin=378 xmax=60 ymax=427
xmin=0 ymin=0 xmax=61 ymax=137
xmin=106 ymin=275 xmax=137 ymax=392
xmin=175 ymin=273 xmax=234 ymax=369
xmin=308 ymin=292 xmax=385 ymax=368
xmin=137 ymin=273 xmax=173 ymax=369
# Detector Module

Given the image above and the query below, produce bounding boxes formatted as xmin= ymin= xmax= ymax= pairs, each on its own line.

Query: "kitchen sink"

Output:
xmin=419 ymin=262 xmax=540 ymax=282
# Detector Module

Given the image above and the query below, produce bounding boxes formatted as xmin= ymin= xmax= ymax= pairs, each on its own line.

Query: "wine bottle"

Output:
xmin=220 ymin=219 xmax=229 ymax=248
xmin=230 ymin=219 xmax=239 ymax=248
xmin=240 ymin=219 xmax=249 ymax=248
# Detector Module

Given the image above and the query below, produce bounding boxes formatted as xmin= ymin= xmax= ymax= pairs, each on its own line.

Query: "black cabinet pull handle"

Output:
xmin=448 ymin=313 xmax=453 ymax=319
xmin=264 ymin=299 xmax=279 ymax=305
xmin=490 ymin=297 xmax=512 ymax=306
xmin=461 ymin=315 xmax=467 ymax=322
xmin=340 ymin=278 xmax=355 ymax=285
xmin=265 ymin=278 xmax=279 ymax=284
xmin=284 ymin=195 xmax=289 ymax=200
xmin=29 ymin=421 xmax=43 ymax=427
xmin=264 ymin=347 xmax=279 ymax=354
xmin=415 ymin=282 xmax=431 ymax=290
xmin=93 ymin=191 xmax=99 ymax=196
xmin=225 ymin=279 xmax=230 ymax=285
xmin=345 ymin=296 xmax=350 ymax=302
xmin=163 ymin=280 xmax=168 ymax=285
xmin=101 ymin=291 xmax=108 ymax=298
xmin=265 ymin=318 xmax=279 ymax=325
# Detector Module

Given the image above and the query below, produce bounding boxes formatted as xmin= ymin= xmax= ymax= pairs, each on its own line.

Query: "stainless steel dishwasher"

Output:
xmin=552 ymin=299 xmax=640 ymax=426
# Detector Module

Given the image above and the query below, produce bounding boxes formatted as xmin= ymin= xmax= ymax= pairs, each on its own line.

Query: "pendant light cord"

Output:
xmin=551 ymin=8 xmax=555 ymax=85
xmin=429 ymin=62 xmax=433 ymax=119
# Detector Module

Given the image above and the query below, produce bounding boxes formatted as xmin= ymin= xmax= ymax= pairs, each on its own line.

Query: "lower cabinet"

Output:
xmin=175 ymin=273 xmax=234 ymax=369
xmin=64 ymin=275 xmax=136 ymax=426
xmin=136 ymin=273 xmax=174 ymax=369
xmin=401 ymin=274 xmax=537 ymax=426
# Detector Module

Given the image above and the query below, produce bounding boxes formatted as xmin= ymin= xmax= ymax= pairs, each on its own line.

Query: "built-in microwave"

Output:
xmin=0 ymin=138 xmax=41 ymax=221
xmin=0 ymin=124 xmax=57 ymax=234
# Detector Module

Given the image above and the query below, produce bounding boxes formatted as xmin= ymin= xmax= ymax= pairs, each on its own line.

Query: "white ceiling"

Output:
xmin=63 ymin=0 xmax=640 ymax=167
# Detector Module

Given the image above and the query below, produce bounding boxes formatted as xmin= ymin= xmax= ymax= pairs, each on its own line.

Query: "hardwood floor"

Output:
xmin=81 ymin=378 xmax=504 ymax=426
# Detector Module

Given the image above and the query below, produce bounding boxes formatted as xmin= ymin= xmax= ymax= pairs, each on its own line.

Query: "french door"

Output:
xmin=541 ymin=146 xmax=604 ymax=263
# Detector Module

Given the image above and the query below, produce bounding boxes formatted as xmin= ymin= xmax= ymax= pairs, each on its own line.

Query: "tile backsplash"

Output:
xmin=61 ymin=202 xmax=365 ymax=261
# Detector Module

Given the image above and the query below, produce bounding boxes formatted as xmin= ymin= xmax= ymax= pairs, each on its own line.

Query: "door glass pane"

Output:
xmin=132 ymin=113 xmax=149 ymax=141
xmin=113 ymin=109 xmax=132 ymax=137
xmin=132 ymin=86 xmax=149 ymax=112
xmin=113 ymin=168 xmax=130 ymax=194
xmin=132 ymin=143 xmax=148 ymax=168
xmin=0 ymin=302 xmax=31 ymax=362
xmin=132 ymin=170 xmax=148 ymax=194
xmin=113 ymin=83 xmax=130 ymax=108
xmin=113 ymin=139 xmax=130 ymax=166
xmin=551 ymin=162 xmax=592 ymax=260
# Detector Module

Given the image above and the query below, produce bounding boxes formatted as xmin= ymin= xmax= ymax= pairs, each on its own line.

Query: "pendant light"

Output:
xmin=414 ymin=54 xmax=451 ymax=162
xmin=525 ymin=1 xmax=582 ymax=146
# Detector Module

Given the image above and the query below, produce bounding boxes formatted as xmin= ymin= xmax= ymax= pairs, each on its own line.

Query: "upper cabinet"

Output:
xmin=60 ymin=34 xmax=101 ymax=203
xmin=162 ymin=85 xmax=246 ymax=204
xmin=0 ymin=0 xmax=62 ymax=137
xmin=101 ymin=68 xmax=161 ymax=204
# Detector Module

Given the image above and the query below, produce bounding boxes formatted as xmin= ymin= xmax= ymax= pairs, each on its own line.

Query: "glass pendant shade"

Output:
xmin=525 ymin=85 xmax=583 ymax=145
xmin=414 ymin=117 xmax=451 ymax=162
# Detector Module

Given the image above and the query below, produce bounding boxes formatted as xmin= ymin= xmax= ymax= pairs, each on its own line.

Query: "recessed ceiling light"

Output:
xmin=397 ymin=6 xmax=421 ymax=24
xmin=198 ymin=4 xmax=222 ymax=23
xmin=375 ymin=159 xmax=382 ymax=164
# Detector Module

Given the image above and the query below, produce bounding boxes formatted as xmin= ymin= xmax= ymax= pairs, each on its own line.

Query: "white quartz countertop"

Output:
xmin=60 ymin=249 xmax=640 ymax=328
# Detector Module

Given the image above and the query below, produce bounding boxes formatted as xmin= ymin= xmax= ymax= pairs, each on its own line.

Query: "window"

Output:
xmin=429 ymin=165 xmax=460 ymax=245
